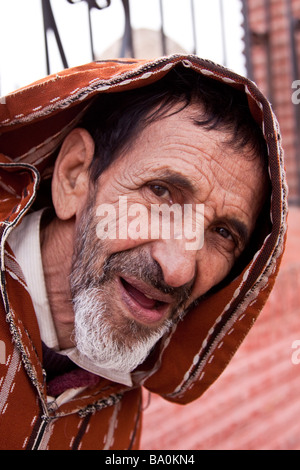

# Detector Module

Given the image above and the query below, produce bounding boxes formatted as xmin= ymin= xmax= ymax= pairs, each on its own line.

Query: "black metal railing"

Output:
xmin=41 ymin=0 xmax=201 ymax=74
xmin=42 ymin=0 xmax=112 ymax=73
xmin=0 ymin=0 xmax=232 ymax=96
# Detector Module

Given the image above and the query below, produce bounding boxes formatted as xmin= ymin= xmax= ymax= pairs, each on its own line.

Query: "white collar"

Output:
xmin=8 ymin=210 xmax=132 ymax=387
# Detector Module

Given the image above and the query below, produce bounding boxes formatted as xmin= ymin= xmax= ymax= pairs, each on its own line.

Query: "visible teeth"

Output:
xmin=144 ymin=293 xmax=154 ymax=299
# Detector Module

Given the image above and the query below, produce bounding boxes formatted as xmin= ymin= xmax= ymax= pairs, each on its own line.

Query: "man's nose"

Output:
xmin=150 ymin=239 xmax=197 ymax=288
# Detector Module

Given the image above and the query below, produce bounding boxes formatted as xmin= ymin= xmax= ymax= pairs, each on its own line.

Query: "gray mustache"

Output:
xmin=101 ymin=248 xmax=193 ymax=307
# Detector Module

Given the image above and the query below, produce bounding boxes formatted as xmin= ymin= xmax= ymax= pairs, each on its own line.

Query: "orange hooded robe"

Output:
xmin=0 ymin=55 xmax=287 ymax=450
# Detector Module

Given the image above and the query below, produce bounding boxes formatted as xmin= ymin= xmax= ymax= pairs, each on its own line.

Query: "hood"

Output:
xmin=0 ymin=54 xmax=288 ymax=405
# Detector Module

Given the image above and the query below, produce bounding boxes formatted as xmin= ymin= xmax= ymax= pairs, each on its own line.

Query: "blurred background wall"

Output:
xmin=0 ymin=0 xmax=299 ymax=450
xmin=244 ymin=0 xmax=300 ymax=205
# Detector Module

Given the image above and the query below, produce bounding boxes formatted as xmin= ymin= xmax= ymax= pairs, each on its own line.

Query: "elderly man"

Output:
xmin=0 ymin=55 xmax=287 ymax=450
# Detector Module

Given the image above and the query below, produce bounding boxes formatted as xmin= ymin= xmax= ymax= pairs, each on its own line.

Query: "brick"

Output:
xmin=247 ymin=0 xmax=300 ymax=201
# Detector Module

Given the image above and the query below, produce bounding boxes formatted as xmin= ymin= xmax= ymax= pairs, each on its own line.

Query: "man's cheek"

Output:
xmin=95 ymin=196 xmax=150 ymax=251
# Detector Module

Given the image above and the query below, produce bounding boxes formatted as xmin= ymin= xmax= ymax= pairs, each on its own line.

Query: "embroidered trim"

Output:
xmin=78 ymin=393 xmax=123 ymax=418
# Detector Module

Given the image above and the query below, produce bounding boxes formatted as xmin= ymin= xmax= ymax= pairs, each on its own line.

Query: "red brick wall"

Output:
xmin=246 ymin=0 xmax=300 ymax=202
xmin=140 ymin=207 xmax=300 ymax=450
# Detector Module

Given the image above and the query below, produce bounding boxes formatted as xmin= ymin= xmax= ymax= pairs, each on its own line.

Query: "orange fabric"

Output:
xmin=0 ymin=55 xmax=287 ymax=449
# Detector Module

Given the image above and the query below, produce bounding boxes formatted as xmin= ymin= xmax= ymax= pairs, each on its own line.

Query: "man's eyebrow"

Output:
xmin=153 ymin=170 xmax=196 ymax=193
xmin=228 ymin=217 xmax=250 ymax=246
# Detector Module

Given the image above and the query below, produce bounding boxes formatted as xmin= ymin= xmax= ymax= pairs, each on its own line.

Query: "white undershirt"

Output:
xmin=8 ymin=210 xmax=132 ymax=387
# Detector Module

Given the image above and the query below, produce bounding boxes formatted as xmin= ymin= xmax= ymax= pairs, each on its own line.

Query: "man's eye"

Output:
xmin=148 ymin=184 xmax=171 ymax=199
xmin=215 ymin=226 xmax=233 ymax=241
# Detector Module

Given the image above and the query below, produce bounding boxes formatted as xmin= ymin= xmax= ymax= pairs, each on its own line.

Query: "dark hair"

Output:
xmin=80 ymin=66 xmax=268 ymax=183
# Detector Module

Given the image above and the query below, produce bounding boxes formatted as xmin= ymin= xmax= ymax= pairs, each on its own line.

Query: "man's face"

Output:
xmin=70 ymin=105 xmax=266 ymax=373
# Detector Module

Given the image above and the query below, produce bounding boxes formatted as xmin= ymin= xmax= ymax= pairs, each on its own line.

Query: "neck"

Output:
xmin=41 ymin=215 xmax=75 ymax=349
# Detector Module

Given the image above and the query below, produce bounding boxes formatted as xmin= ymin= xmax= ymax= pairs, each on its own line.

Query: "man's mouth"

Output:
xmin=118 ymin=276 xmax=172 ymax=325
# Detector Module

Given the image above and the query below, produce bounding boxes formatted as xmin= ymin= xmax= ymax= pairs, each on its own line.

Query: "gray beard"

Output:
xmin=73 ymin=286 xmax=172 ymax=373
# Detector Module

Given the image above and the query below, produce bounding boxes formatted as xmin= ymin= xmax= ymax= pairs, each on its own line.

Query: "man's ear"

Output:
xmin=52 ymin=128 xmax=95 ymax=220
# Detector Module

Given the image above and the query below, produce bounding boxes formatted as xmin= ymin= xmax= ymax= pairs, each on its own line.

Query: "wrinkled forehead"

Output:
xmin=119 ymin=100 xmax=269 ymax=186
